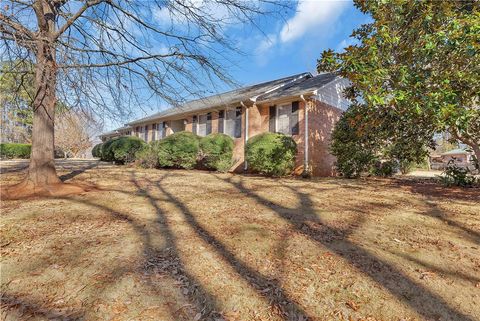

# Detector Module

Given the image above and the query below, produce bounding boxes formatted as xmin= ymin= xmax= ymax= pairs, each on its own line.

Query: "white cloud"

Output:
xmin=256 ymin=34 xmax=278 ymax=55
xmin=280 ymin=0 xmax=350 ymax=43
xmin=335 ymin=37 xmax=358 ymax=52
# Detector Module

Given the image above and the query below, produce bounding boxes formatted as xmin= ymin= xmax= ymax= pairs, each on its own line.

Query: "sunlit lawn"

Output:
xmin=1 ymin=160 xmax=479 ymax=321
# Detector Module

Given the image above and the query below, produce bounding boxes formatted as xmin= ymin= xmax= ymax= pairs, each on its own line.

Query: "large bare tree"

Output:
xmin=1 ymin=0 xmax=289 ymax=197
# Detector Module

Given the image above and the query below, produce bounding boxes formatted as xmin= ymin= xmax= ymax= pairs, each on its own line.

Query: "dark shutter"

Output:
xmin=291 ymin=101 xmax=299 ymax=135
xmin=152 ymin=124 xmax=156 ymax=141
xmin=269 ymin=105 xmax=276 ymax=132
xmin=218 ymin=110 xmax=224 ymax=133
xmin=192 ymin=116 xmax=197 ymax=135
xmin=234 ymin=107 xmax=242 ymax=138
xmin=206 ymin=113 xmax=212 ymax=135
xmin=162 ymin=122 xmax=167 ymax=138
xmin=145 ymin=125 xmax=149 ymax=141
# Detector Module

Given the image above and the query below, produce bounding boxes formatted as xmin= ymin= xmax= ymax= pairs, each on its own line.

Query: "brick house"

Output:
xmin=99 ymin=72 xmax=350 ymax=176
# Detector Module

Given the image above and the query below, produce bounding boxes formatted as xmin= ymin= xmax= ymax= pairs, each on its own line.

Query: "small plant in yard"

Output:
xmin=135 ymin=141 xmax=162 ymax=169
xmin=199 ymin=133 xmax=234 ymax=172
xmin=157 ymin=131 xmax=200 ymax=169
xmin=0 ymin=143 xmax=31 ymax=159
xmin=437 ymin=160 xmax=478 ymax=187
xmin=246 ymin=132 xmax=297 ymax=176
xmin=101 ymin=136 xmax=146 ymax=164
xmin=92 ymin=143 xmax=103 ymax=158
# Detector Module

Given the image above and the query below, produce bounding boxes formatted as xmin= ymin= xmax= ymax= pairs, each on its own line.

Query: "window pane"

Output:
xmin=225 ymin=109 xmax=236 ymax=137
xmin=198 ymin=114 xmax=207 ymax=136
xmin=277 ymin=104 xmax=290 ymax=135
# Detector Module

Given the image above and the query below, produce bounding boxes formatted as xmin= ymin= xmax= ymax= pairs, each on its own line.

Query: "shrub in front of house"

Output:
xmin=246 ymin=132 xmax=297 ymax=176
xmin=92 ymin=143 xmax=103 ymax=158
xmin=101 ymin=136 xmax=146 ymax=164
xmin=157 ymin=131 xmax=200 ymax=169
xmin=199 ymin=133 xmax=234 ymax=172
xmin=0 ymin=143 xmax=31 ymax=159
xmin=135 ymin=141 xmax=162 ymax=169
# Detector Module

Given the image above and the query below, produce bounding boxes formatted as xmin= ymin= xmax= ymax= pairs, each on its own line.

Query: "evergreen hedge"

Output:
xmin=199 ymin=133 xmax=234 ymax=172
xmin=0 ymin=143 xmax=31 ymax=159
xmin=92 ymin=143 xmax=103 ymax=158
xmin=157 ymin=131 xmax=200 ymax=169
xmin=246 ymin=132 xmax=297 ymax=176
xmin=101 ymin=136 xmax=146 ymax=164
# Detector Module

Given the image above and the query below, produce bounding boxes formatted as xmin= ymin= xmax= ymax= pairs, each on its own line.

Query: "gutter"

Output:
xmin=240 ymin=101 xmax=249 ymax=172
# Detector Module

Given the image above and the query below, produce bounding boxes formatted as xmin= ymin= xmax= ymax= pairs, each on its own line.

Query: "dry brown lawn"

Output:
xmin=1 ymin=160 xmax=479 ymax=321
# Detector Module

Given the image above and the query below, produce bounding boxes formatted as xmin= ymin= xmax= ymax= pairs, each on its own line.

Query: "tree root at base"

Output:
xmin=1 ymin=180 xmax=96 ymax=200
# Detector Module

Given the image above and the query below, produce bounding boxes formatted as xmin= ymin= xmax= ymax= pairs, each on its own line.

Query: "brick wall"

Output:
xmin=307 ymin=100 xmax=342 ymax=176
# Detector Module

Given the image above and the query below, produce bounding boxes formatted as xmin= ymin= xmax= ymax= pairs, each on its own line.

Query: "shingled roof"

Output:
xmin=126 ymin=72 xmax=324 ymax=125
xmin=101 ymin=72 xmax=342 ymax=137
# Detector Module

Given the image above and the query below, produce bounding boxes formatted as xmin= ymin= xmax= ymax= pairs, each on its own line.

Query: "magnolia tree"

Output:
xmin=0 ymin=0 xmax=289 ymax=197
xmin=318 ymin=1 xmax=480 ymax=170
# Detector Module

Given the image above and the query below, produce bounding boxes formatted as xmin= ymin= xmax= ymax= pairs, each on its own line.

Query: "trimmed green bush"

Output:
xmin=101 ymin=136 xmax=146 ymax=164
xmin=0 ymin=143 xmax=31 ymax=159
xmin=199 ymin=133 xmax=234 ymax=172
xmin=135 ymin=141 xmax=161 ymax=169
xmin=92 ymin=143 xmax=103 ymax=158
xmin=246 ymin=132 xmax=297 ymax=176
xmin=157 ymin=131 xmax=200 ymax=169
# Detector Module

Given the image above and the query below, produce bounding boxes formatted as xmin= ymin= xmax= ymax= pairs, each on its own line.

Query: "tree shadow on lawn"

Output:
xmin=59 ymin=161 xmax=99 ymax=182
xmin=1 ymin=293 xmax=84 ymax=321
xmin=421 ymin=199 xmax=480 ymax=245
xmin=144 ymin=174 xmax=313 ymax=321
xmin=1 ymin=173 xmax=221 ymax=320
xmin=214 ymin=175 xmax=476 ymax=321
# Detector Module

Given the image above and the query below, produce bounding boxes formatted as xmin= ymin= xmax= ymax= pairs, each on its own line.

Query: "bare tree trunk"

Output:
xmin=25 ymin=39 xmax=62 ymax=186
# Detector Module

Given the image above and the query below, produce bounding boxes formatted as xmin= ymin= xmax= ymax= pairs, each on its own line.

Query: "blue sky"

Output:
xmin=105 ymin=0 xmax=367 ymax=130
xmin=232 ymin=0 xmax=367 ymax=84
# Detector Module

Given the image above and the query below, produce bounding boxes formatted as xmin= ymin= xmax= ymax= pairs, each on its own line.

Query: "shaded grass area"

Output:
xmin=1 ymin=160 xmax=479 ymax=320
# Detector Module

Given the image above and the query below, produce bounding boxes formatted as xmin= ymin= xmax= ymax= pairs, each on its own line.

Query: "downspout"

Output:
xmin=300 ymin=94 xmax=309 ymax=176
xmin=241 ymin=101 xmax=249 ymax=172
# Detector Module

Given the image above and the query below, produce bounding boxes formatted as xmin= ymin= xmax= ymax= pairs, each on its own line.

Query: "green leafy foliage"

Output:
xmin=92 ymin=143 xmax=103 ymax=158
xmin=330 ymin=108 xmax=377 ymax=178
xmin=101 ymin=136 xmax=146 ymax=164
xmin=157 ymin=131 xmax=200 ymax=169
xmin=135 ymin=141 xmax=162 ymax=169
xmin=370 ymin=160 xmax=397 ymax=177
xmin=0 ymin=143 xmax=31 ymax=159
xmin=438 ymin=160 xmax=478 ymax=187
xmin=246 ymin=132 xmax=297 ymax=176
xmin=199 ymin=133 xmax=234 ymax=172
xmin=318 ymin=1 xmax=480 ymax=164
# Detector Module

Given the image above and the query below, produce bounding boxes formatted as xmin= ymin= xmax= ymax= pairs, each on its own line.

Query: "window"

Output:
xmin=192 ymin=116 xmax=198 ymax=135
xmin=152 ymin=124 xmax=157 ymax=141
xmin=136 ymin=126 xmax=140 ymax=137
xmin=206 ymin=113 xmax=212 ymax=135
xmin=198 ymin=114 xmax=207 ymax=136
xmin=277 ymin=104 xmax=290 ymax=135
xmin=157 ymin=122 xmax=164 ymax=139
xmin=218 ymin=110 xmax=225 ymax=133
xmin=269 ymin=101 xmax=299 ymax=135
xmin=225 ymin=107 xmax=242 ymax=138
xmin=144 ymin=125 xmax=148 ymax=141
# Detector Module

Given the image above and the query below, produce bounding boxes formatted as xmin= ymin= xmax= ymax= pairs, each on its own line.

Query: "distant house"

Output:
xmin=430 ymin=148 xmax=475 ymax=170
xmin=99 ymin=72 xmax=350 ymax=176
